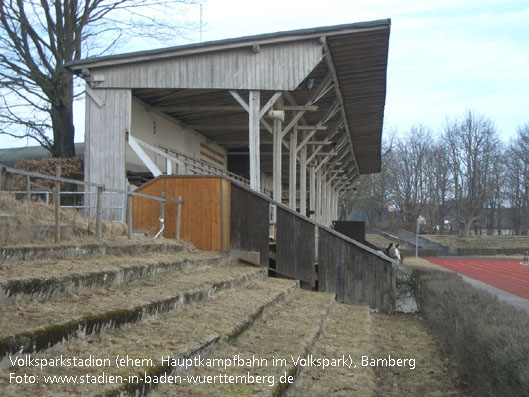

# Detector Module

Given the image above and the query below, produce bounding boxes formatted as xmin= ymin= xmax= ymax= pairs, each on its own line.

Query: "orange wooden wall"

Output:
xmin=132 ymin=176 xmax=230 ymax=251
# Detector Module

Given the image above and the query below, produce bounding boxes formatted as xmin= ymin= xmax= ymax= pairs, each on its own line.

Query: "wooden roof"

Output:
xmin=70 ymin=20 xmax=390 ymax=177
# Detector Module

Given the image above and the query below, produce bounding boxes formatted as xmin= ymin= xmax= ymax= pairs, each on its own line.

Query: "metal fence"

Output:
xmin=0 ymin=165 xmax=182 ymax=242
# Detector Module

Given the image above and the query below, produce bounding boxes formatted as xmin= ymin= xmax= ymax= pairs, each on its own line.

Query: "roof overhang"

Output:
xmin=69 ymin=19 xmax=390 ymax=179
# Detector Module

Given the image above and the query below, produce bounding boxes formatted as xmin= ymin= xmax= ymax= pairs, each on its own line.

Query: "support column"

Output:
xmin=316 ymin=169 xmax=322 ymax=223
xmin=309 ymin=166 xmax=316 ymax=220
xmin=272 ymin=109 xmax=283 ymax=204
xmin=300 ymin=145 xmax=307 ymax=217
xmin=289 ymin=125 xmax=298 ymax=210
xmin=249 ymin=90 xmax=260 ymax=192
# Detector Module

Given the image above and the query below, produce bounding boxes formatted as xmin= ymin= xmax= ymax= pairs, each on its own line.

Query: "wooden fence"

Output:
xmin=131 ymin=175 xmax=396 ymax=311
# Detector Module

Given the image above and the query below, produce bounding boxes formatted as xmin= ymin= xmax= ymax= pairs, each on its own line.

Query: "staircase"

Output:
xmin=0 ymin=239 xmax=378 ymax=396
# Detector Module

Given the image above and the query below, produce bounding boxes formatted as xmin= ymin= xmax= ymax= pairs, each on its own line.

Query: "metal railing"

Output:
xmin=129 ymin=134 xmax=273 ymax=197
xmin=0 ymin=165 xmax=183 ymax=242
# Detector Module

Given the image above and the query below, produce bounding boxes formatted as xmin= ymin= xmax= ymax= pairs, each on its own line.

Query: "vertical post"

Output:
xmin=289 ymin=125 xmax=297 ymax=210
xmin=300 ymin=145 xmax=307 ymax=217
xmin=25 ymin=175 xmax=31 ymax=201
xmin=54 ymin=187 xmax=60 ymax=243
xmin=159 ymin=192 xmax=166 ymax=238
xmin=96 ymin=186 xmax=103 ymax=239
xmin=126 ymin=186 xmax=132 ymax=240
xmin=415 ymin=219 xmax=419 ymax=262
xmin=0 ymin=165 xmax=5 ymax=190
xmin=176 ymin=195 xmax=182 ymax=240
xmin=316 ymin=169 xmax=322 ymax=223
xmin=166 ymin=158 xmax=172 ymax=175
xmin=55 ymin=166 xmax=61 ymax=243
xmin=272 ymin=98 xmax=283 ymax=206
xmin=248 ymin=90 xmax=261 ymax=192
xmin=309 ymin=166 xmax=316 ymax=220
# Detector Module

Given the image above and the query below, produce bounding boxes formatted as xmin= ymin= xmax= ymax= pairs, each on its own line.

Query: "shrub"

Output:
xmin=413 ymin=268 xmax=529 ymax=396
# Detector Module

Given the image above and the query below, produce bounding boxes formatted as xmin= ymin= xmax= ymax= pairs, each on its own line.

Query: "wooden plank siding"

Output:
xmin=229 ymin=184 xmax=269 ymax=266
xmin=276 ymin=207 xmax=316 ymax=288
xmin=84 ymin=88 xmax=130 ymax=221
xmin=132 ymin=176 xmax=230 ymax=251
xmin=88 ymin=41 xmax=322 ymax=91
xmin=319 ymin=228 xmax=395 ymax=311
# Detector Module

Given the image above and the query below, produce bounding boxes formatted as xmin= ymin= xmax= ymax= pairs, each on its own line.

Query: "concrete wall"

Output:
xmin=128 ymin=98 xmax=228 ymax=173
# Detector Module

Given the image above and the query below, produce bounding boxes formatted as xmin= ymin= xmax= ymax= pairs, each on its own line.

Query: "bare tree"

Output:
xmin=388 ymin=124 xmax=432 ymax=226
xmin=444 ymin=110 xmax=499 ymax=236
xmin=505 ymin=124 xmax=529 ymax=235
xmin=0 ymin=0 xmax=198 ymax=157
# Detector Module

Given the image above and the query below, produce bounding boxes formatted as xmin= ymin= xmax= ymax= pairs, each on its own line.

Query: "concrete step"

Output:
xmin=0 ymin=250 xmax=222 ymax=304
xmin=1 ymin=277 xmax=298 ymax=396
xmin=0 ymin=262 xmax=266 ymax=366
xmin=291 ymin=303 xmax=375 ymax=396
xmin=0 ymin=239 xmax=184 ymax=262
xmin=150 ymin=289 xmax=335 ymax=397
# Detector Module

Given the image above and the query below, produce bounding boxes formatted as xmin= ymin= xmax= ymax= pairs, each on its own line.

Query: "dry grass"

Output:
xmin=0 ymin=194 xmax=127 ymax=244
xmin=0 ymin=260 xmax=251 ymax=339
xmin=292 ymin=303 xmax=375 ymax=396
xmin=372 ymin=313 xmax=467 ymax=396
xmin=402 ymin=256 xmax=441 ymax=269
xmin=1 ymin=278 xmax=296 ymax=396
xmin=414 ymin=269 xmax=529 ymax=396
xmin=151 ymin=289 xmax=334 ymax=397
xmin=0 ymin=248 xmax=211 ymax=282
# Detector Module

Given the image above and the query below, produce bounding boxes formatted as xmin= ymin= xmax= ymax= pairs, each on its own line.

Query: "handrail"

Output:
xmin=128 ymin=134 xmax=272 ymax=197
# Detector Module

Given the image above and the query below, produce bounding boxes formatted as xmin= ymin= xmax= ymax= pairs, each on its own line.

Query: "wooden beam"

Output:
xmin=154 ymin=105 xmax=242 ymax=112
xmin=300 ymin=144 xmax=307 ymax=216
xmin=289 ymin=126 xmax=297 ymax=210
xmin=279 ymin=105 xmax=318 ymax=111
xmin=249 ymin=90 xmax=260 ymax=191
xmin=229 ymin=90 xmax=249 ymax=112
xmin=259 ymin=92 xmax=282 ymax=119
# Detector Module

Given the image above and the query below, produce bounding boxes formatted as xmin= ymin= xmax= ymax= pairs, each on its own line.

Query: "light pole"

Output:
xmin=416 ymin=215 xmax=425 ymax=262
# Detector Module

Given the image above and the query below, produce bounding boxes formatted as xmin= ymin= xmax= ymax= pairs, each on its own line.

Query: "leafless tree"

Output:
xmin=388 ymin=124 xmax=432 ymax=226
xmin=444 ymin=110 xmax=499 ymax=236
xmin=505 ymin=124 xmax=529 ymax=235
xmin=0 ymin=0 xmax=199 ymax=157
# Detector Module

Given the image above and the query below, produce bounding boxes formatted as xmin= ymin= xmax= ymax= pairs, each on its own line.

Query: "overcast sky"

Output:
xmin=1 ymin=0 xmax=527 ymax=148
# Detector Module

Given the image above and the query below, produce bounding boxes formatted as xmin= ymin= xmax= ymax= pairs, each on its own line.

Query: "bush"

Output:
xmin=413 ymin=269 xmax=529 ymax=396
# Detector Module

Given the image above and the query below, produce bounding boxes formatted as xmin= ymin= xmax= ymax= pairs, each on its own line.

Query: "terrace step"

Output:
xmin=1 ymin=277 xmax=298 ymax=396
xmin=0 ymin=239 xmax=184 ymax=262
xmin=0 ymin=261 xmax=266 ymax=366
xmin=148 ymin=288 xmax=335 ymax=397
xmin=291 ymin=304 xmax=375 ymax=396
xmin=0 ymin=250 xmax=223 ymax=304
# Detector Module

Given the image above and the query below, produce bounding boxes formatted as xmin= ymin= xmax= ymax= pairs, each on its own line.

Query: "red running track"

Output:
xmin=424 ymin=257 xmax=529 ymax=300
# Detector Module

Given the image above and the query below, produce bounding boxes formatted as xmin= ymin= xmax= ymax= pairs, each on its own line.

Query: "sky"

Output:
xmin=1 ymin=0 xmax=528 ymax=148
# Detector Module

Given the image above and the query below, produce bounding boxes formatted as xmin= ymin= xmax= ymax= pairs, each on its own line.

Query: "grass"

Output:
xmin=413 ymin=268 xmax=529 ymax=396
xmin=0 ymin=194 xmax=127 ymax=244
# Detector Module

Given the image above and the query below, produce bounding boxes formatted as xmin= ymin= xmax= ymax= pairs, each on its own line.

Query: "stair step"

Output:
xmin=0 ymin=251 xmax=223 ymax=303
xmin=291 ymin=304 xmax=375 ymax=396
xmin=149 ymin=289 xmax=335 ymax=397
xmin=0 ymin=263 xmax=266 ymax=366
xmin=0 ymin=239 xmax=184 ymax=262
xmin=1 ymin=277 xmax=298 ymax=396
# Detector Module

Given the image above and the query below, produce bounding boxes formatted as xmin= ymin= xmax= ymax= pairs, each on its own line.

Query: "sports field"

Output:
xmin=425 ymin=257 xmax=529 ymax=300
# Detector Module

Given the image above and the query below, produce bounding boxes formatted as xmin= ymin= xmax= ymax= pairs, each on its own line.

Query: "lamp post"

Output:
xmin=416 ymin=215 xmax=425 ymax=262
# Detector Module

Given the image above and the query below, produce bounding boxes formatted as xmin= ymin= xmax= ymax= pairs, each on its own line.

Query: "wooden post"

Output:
xmin=0 ymin=165 xmax=5 ymax=191
xmin=309 ymin=166 xmax=316 ymax=220
xmin=126 ymin=186 xmax=132 ymax=240
xmin=248 ymin=90 xmax=261 ymax=192
xmin=25 ymin=175 xmax=31 ymax=201
xmin=55 ymin=166 xmax=61 ymax=243
xmin=96 ymin=186 xmax=103 ymax=239
xmin=159 ymin=192 xmax=165 ymax=238
xmin=176 ymin=195 xmax=182 ymax=240
xmin=289 ymin=125 xmax=298 ymax=210
xmin=300 ymin=145 xmax=307 ymax=216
